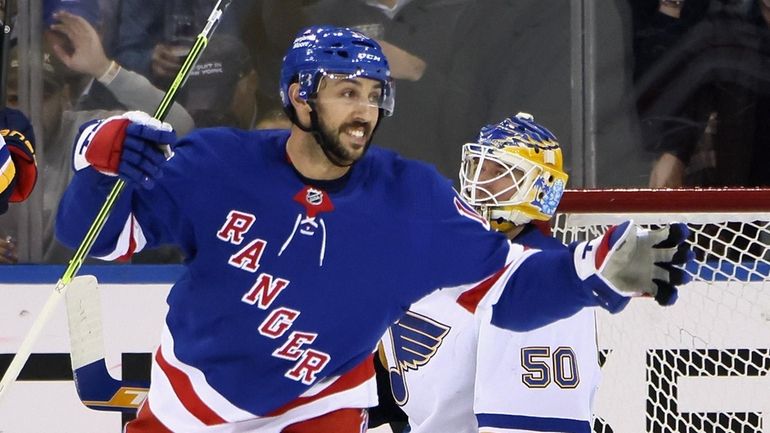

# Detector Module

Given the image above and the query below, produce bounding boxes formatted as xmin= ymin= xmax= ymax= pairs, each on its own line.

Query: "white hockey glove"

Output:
xmin=73 ymin=111 xmax=175 ymax=189
xmin=574 ymin=220 xmax=693 ymax=313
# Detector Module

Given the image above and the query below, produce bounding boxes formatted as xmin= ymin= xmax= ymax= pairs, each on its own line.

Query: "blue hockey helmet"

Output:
xmin=459 ymin=113 xmax=569 ymax=229
xmin=280 ymin=25 xmax=395 ymax=118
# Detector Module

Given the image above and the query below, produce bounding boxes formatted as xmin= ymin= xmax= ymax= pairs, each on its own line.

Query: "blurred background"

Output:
xmin=3 ymin=0 xmax=770 ymax=263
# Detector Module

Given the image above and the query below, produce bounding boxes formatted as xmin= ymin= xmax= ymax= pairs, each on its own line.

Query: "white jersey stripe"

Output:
xmin=147 ymin=350 xmax=377 ymax=432
xmin=147 ymin=349 xmax=207 ymax=432
xmin=94 ymin=214 xmax=148 ymax=260
xmin=159 ymin=326 xmax=254 ymax=422
xmin=149 ymin=326 xmax=379 ymax=432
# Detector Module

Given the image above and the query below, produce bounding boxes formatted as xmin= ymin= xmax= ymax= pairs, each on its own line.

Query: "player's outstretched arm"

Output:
xmin=55 ymin=112 xmax=176 ymax=257
xmin=487 ymin=221 xmax=693 ymax=332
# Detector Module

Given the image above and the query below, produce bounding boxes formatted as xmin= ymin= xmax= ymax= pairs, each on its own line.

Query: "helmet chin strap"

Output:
xmin=294 ymin=100 xmax=381 ymax=168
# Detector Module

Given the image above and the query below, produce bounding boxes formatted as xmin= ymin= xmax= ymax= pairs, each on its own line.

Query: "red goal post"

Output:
xmin=552 ymin=188 xmax=770 ymax=433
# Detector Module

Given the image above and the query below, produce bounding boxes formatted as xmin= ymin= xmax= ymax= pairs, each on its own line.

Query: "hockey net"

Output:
xmin=552 ymin=189 xmax=770 ymax=433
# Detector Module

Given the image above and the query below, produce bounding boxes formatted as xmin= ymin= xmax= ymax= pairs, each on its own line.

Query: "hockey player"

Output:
xmin=55 ymin=26 xmax=690 ymax=433
xmin=0 ymin=107 xmax=37 ymax=215
xmin=379 ymin=113 xmax=602 ymax=433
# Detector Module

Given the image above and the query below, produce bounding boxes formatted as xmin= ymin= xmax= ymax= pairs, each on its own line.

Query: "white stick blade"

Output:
xmin=65 ymin=275 xmax=105 ymax=370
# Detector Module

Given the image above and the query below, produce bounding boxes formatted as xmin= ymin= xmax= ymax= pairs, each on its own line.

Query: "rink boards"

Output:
xmin=0 ymin=266 xmax=768 ymax=433
xmin=0 ymin=265 xmax=179 ymax=432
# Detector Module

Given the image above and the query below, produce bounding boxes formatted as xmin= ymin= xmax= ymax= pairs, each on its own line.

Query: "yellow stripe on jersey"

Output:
xmin=0 ymin=156 xmax=16 ymax=194
xmin=0 ymin=128 xmax=36 ymax=156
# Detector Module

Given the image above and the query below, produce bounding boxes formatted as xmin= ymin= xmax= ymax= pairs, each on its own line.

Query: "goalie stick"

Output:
xmin=0 ymin=0 xmax=232 ymax=409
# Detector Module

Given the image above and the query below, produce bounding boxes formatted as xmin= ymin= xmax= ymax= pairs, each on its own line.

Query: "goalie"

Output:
xmin=55 ymin=25 xmax=690 ymax=433
xmin=378 ymin=113 xmax=650 ymax=433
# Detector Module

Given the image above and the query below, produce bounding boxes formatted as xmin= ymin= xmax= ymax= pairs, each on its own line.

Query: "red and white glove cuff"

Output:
xmin=73 ymin=111 xmax=174 ymax=174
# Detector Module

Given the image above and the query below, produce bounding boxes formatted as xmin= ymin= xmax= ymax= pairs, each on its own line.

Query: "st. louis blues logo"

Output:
xmin=386 ymin=311 xmax=450 ymax=405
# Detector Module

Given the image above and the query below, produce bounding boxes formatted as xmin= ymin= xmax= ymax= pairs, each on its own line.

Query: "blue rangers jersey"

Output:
xmin=57 ymin=128 xmax=596 ymax=431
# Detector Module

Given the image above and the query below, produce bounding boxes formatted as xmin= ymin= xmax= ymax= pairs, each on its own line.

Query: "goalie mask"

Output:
xmin=459 ymin=113 xmax=568 ymax=231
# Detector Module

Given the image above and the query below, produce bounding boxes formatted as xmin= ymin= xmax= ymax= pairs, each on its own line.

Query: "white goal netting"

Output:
xmin=552 ymin=189 xmax=770 ymax=433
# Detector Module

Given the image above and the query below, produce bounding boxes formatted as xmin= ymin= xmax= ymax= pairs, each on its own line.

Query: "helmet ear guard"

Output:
xmin=459 ymin=113 xmax=568 ymax=228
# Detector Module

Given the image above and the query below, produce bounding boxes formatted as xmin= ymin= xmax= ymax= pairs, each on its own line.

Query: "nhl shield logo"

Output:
xmin=306 ymin=188 xmax=324 ymax=206
xmin=293 ymin=186 xmax=335 ymax=218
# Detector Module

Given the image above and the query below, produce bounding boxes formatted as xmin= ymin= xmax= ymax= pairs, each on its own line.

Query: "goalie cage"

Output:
xmin=551 ymin=188 xmax=770 ymax=433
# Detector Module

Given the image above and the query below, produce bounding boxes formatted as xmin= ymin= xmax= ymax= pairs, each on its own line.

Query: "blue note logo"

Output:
xmin=386 ymin=311 xmax=450 ymax=405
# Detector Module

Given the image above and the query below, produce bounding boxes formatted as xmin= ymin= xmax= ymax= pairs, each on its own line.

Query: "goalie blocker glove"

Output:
xmin=0 ymin=107 xmax=37 ymax=214
xmin=574 ymin=220 xmax=694 ymax=313
xmin=73 ymin=111 xmax=176 ymax=189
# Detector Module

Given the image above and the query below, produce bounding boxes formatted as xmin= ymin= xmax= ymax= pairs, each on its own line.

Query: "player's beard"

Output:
xmin=317 ymin=119 xmax=372 ymax=167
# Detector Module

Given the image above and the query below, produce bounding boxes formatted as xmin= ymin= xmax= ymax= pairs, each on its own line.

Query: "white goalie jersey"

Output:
xmin=380 ymin=227 xmax=602 ymax=433
xmin=380 ymin=287 xmax=480 ymax=433
xmin=380 ymin=290 xmax=600 ymax=433
xmin=473 ymin=307 xmax=600 ymax=433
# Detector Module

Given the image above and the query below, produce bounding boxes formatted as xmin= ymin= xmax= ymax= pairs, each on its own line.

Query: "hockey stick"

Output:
xmin=0 ymin=0 xmax=232 ymax=409
xmin=66 ymin=275 xmax=150 ymax=411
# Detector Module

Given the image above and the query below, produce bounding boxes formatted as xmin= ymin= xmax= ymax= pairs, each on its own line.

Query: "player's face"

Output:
xmin=476 ymin=158 xmax=524 ymax=203
xmin=313 ymin=76 xmax=381 ymax=165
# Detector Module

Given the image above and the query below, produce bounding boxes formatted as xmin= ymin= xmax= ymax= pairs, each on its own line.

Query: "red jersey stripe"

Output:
xmin=267 ymin=354 xmax=375 ymax=417
xmin=125 ymin=400 xmax=175 ymax=433
xmin=456 ymin=264 xmax=510 ymax=314
xmin=155 ymin=350 xmax=227 ymax=425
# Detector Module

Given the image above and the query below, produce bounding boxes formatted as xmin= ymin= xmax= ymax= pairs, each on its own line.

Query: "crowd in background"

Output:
xmin=2 ymin=0 xmax=770 ymax=264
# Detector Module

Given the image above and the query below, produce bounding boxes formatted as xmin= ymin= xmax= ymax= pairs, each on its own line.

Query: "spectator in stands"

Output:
xmin=300 ymin=0 xmax=475 ymax=178
xmin=437 ymin=0 xmax=573 ymax=184
xmin=236 ymin=1 xmax=310 ymax=131
xmin=112 ymin=0 xmax=257 ymax=128
xmin=633 ymin=0 xmax=770 ymax=187
xmin=43 ymin=0 xmax=125 ymax=111
xmin=43 ymin=0 xmax=122 ymax=51
xmin=0 ymin=11 xmax=193 ymax=263
xmin=254 ymin=108 xmax=292 ymax=130
xmin=43 ymin=0 xmax=100 ymax=29
xmin=177 ymin=34 xmax=258 ymax=128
